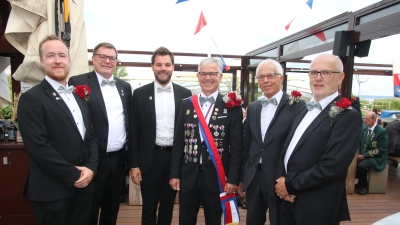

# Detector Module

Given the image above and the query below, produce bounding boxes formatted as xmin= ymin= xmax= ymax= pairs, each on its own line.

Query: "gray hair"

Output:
xmin=198 ymin=57 xmax=223 ymax=74
xmin=256 ymin=59 xmax=283 ymax=76
xmin=311 ymin=53 xmax=343 ymax=72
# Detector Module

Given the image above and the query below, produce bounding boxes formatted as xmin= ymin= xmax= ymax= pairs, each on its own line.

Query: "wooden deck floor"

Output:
xmin=117 ymin=166 xmax=400 ymax=225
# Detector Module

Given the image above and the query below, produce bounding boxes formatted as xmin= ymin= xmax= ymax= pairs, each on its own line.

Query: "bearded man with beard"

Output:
xmin=130 ymin=47 xmax=191 ymax=225
xmin=18 ymin=35 xmax=98 ymax=225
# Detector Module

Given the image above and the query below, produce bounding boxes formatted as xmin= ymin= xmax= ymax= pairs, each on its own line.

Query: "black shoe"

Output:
xmin=357 ymin=187 xmax=367 ymax=195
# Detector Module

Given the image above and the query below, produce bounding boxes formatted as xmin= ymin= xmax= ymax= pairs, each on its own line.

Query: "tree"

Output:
xmin=88 ymin=60 xmax=128 ymax=78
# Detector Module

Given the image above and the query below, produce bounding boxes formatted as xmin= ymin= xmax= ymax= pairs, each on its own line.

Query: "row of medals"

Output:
xmin=183 ymin=123 xmax=226 ymax=164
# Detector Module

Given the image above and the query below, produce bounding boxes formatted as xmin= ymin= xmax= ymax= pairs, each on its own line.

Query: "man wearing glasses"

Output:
xmin=170 ymin=57 xmax=243 ymax=225
xmin=239 ymin=59 xmax=304 ymax=225
xmin=275 ymin=54 xmax=362 ymax=225
xmin=69 ymin=42 xmax=132 ymax=225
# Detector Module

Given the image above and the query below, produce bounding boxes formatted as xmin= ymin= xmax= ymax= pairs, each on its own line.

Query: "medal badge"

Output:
xmin=193 ymin=157 xmax=198 ymax=163
xmin=224 ymin=109 xmax=227 ymax=114
xmin=186 ymin=109 xmax=190 ymax=115
xmin=212 ymin=116 xmax=216 ymax=120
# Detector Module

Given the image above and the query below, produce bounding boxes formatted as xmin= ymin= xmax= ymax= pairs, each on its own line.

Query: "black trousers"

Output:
xmin=33 ymin=188 xmax=94 ymax=225
xmin=179 ymin=170 xmax=222 ymax=225
xmin=91 ymin=150 xmax=126 ymax=225
xmin=246 ymin=168 xmax=281 ymax=225
xmin=356 ymin=158 xmax=372 ymax=188
xmin=140 ymin=149 xmax=177 ymax=225
xmin=281 ymin=202 xmax=340 ymax=225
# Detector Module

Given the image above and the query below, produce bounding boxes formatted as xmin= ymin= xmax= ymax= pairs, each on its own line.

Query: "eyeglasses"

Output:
xmin=308 ymin=70 xmax=341 ymax=78
xmin=256 ymin=73 xmax=280 ymax=81
xmin=377 ymin=114 xmax=381 ymax=116
xmin=94 ymin=54 xmax=117 ymax=62
xmin=198 ymin=72 xmax=219 ymax=78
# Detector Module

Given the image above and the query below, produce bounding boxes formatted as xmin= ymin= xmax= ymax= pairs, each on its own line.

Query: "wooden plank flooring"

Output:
xmin=117 ymin=166 xmax=400 ymax=225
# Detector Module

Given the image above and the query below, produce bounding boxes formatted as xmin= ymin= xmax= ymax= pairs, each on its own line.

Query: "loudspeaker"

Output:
xmin=355 ymin=40 xmax=371 ymax=58
xmin=332 ymin=31 xmax=350 ymax=57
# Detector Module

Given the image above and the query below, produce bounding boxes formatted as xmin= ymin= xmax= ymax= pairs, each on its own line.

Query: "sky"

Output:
xmin=82 ymin=0 xmax=399 ymax=97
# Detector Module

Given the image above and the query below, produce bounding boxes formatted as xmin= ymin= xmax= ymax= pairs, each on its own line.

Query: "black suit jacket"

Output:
xmin=68 ymin=71 xmax=132 ymax=167
xmin=277 ymin=96 xmax=362 ymax=224
xmin=130 ymin=82 xmax=192 ymax=174
xmin=385 ymin=119 xmax=400 ymax=155
xmin=242 ymin=94 xmax=304 ymax=199
xmin=18 ymin=79 xmax=98 ymax=202
xmin=170 ymin=94 xmax=243 ymax=192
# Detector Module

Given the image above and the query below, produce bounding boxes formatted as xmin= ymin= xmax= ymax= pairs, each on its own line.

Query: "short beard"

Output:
xmin=154 ymin=72 xmax=172 ymax=86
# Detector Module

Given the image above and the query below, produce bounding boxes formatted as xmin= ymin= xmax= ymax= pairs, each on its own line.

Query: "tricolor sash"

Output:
xmin=189 ymin=95 xmax=240 ymax=225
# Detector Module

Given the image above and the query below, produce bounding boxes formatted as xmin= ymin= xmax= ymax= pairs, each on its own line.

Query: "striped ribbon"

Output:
xmin=189 ymin=95 xmax=240 ymax=225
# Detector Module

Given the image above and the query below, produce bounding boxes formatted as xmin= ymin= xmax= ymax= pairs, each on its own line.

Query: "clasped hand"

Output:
xmin=275 ymin=177 xmax=296 ymax=203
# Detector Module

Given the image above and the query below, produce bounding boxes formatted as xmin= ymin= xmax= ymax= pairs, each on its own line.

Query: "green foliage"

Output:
xmin=88 ymin=60 xmax=128 ymax=78
xmin=0 ymin=105 xmax=12 ymax=119
xmin=360 ymin=98 xmax=400 ymax=111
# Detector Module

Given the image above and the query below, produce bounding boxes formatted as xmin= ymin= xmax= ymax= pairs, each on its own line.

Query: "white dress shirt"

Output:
xmin=284 ymin=92 xmax=339 ymax=172
xmin=45 ymin=76 xmax=86 ymax=139
xmin=96 ymin=73 xmax=126 ymax=152
xmin=154 ymin=81 xmax=175 ymax=146
xmin=260 ymin=90 xmax=283 ymax=163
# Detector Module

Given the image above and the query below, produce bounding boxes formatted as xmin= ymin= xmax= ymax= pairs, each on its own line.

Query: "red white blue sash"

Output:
xmin=189 ymin=95 xmax=240 ymax=225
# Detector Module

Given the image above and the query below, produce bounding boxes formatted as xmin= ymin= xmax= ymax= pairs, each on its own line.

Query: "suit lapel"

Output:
xmin=173 ymin=83 xmax=182 ymax=125
xmin=253 ymin=101 xmax=263 ymax=146
xmin=73 ymin=93 xmax=89 ymax=140
xmin=146 ymin=82 xmax=156 ymax=129
xmin=262 ymin=94 xmax=289 ymax=146
xmin=41 ymin=80 xmax=81 ymax=137
xmin=87 ymin=72 xmax=108 ymax=119
xmin=292 ymin=96 xmax=341 ymax=154
xmin=284 ymin=106 xmax=307 ymax=152
xmin=115 ymin=78 xmax=128 ymax=119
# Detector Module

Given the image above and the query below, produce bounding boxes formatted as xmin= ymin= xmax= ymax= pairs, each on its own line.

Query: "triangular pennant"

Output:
xmin=314 ymin=31 xmax=326 ymax=42
xmin=176 ymin=0 xmax=189 ymax=4
xmin=220 ymin=56 xmax=230 ymax=72
xmin=305 ymin=0 xmax=313 ymax=9
xmin=285 ymin=17 xmax=296 ymax=31
xmin=194 ymin=11 xmax=207 ymax=35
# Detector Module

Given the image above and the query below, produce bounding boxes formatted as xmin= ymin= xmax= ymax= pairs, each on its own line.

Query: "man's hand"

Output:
xmin=224 ymin=183 xmax=238 ymax=195
xmin=238 ymin=182 xmax=246 ymax=197
xmin=74 ymin=166 xmax=94 ymax=188
xmin=283 ymin=195 xmax=296 ymax=203
xmin=130 ymin=168 xmax=142 ymax=185
xmin=357 ymin=154 xmax=365 ymax=162
xmin=275 ymin=176 xmax=289 ymax=199
xmin=169 ymin=178 xmax=180 ymax=191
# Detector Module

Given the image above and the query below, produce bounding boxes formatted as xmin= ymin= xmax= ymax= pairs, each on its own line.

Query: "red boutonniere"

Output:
xmin=74 ymin=85 xmax=90 ymax=101
xmin=223 ymin=91 xmax=243 ymax=109
xmin=329 ymin=97 xmax=352 ymax=118
xmin=350 ymin=96 xmax=357 ymax=102
xmin=289 ymin=90 xmax=302 ymax=105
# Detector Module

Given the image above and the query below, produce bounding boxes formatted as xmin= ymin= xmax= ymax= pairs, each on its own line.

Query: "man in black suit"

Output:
xmin=18 ymin=35 xmax=98 ymax=225
xmin=275 ymin=54 xmax=362 ymax=225
xmin=239 ymin=59 xmax=304 ymax=225
xmin=170 ymin=57 xmax=243 ymax=225
xmin=69 ymin=42 xmax=132 ymax=225
xmin=130 ymin=47 xmax=191 ymax=225
xmin=386 ymin=114 xmax=400 ymax=156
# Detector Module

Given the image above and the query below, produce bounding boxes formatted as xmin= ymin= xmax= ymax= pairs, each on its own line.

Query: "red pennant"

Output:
xmin=285 ymin=17 xmax=296 ymax=31
xmin=194 ymin=11 xmax=207 ymax=35
xmin=314 ymin=31 xmax=326 ymax=42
